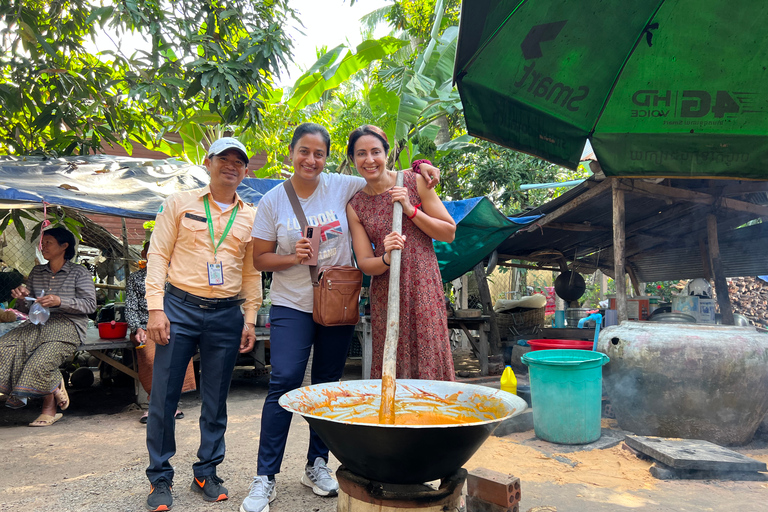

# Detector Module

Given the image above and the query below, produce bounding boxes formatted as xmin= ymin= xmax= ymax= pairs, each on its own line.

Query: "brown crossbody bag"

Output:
xmin=283 ymin=180 xmax=363 ymax=326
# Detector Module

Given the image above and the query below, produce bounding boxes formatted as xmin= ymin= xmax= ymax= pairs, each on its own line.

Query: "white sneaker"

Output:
xmin=301 ymin=457 xmax=339 ymax=496
xmin=240 ymin=476 xmax=276 ymax=512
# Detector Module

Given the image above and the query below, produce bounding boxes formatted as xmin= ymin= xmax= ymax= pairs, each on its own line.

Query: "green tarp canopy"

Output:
xmin=436 ymin=197 xmax=540 ymax=282
xmin=454 ymin=0 xmax=768 ymax=179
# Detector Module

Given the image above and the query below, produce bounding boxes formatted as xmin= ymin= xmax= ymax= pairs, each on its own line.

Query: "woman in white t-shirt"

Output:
xmin=241 ymin=123 xmax=440 ymax=512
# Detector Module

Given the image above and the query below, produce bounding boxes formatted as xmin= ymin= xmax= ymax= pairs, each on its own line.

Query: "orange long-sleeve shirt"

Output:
xmin=145 ymin=185 xmax=261 ymax=323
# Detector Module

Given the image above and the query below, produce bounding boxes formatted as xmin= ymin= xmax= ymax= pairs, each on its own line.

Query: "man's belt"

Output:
xmin=165 ymin=283 xmax=245 ymax=309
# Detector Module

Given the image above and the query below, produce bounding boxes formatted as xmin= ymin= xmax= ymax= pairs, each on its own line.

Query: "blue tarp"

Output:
xmin=0 ymin=155 xmax=283 ymax=219
xmin=0 ymin=155 xmax=537 ymax=280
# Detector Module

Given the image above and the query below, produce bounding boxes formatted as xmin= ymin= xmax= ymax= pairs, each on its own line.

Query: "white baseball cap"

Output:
xmin=207 ymin=137 xmax=249 ymax=164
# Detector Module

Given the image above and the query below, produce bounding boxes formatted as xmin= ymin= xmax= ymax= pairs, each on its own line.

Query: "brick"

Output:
xmin=467 ymin=467 xmax=521 ymax=509
xmin=466 ymin=495 xmax=518 ymax=512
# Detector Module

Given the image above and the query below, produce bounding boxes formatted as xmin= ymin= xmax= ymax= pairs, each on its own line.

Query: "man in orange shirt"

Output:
xmin=143 ymin=137 xmax=261 ymax=511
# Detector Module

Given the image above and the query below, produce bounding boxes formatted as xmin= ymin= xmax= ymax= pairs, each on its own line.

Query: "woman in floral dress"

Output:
xmin=347 ymin=125 xmax=456 ymax=380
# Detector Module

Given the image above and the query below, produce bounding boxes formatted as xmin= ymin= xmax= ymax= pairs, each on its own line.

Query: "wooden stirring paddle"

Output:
xmin=379 ymin=171 xmax=404 ymax=424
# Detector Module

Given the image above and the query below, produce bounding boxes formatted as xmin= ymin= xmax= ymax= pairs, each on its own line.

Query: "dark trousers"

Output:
xmin=146 ymin=293 xmax=243 ymax=484
xmin=257 ymin=305 xmax=354 ymax=476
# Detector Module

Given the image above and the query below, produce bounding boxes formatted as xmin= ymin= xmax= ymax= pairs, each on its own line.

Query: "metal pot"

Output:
xmin=565 ymin=308 xmax=593 ymax=327
xmin=279 ymin=380 xmax=527 ymax=484
xmin=256 ymin=313 xmax=269 ymax=327
xmin=715 ymin=313 xmax=751 ymax=326
xmin=648 ymin=311 xmax=697 ymax=323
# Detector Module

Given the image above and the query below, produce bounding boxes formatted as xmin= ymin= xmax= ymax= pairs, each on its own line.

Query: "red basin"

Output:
xmin=98 ymin=321 xmax=128 ymax=339
xmin=528 ymin=339 xmax=593 ymax=351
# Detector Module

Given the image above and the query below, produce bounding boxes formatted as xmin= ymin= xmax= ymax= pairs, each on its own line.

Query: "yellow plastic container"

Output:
xmin=500 ymin=365 xmax=517 ymax=395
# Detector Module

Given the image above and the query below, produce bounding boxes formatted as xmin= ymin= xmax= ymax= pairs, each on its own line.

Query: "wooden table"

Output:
xmin=245 ymin=326 xmax=271 ymax=374
xmin=82 ymin=329 xmax=137 ymax=381
xmin=82 ymin=326 xmax=272 ymax=399
xmin=355 ymin=315 xmax=492 ymax=377
xmin=81 ymin=329 xmax=140 ymax=398
xmin=447 ymin=315 xmax=491 ymax=376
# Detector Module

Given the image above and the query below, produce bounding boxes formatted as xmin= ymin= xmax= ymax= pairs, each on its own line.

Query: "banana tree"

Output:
xmin=283 ymin=26 xmax=470 ymax=168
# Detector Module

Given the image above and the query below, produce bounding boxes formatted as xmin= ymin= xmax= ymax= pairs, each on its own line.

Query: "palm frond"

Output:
xmin=359 ymin=5 xmax=394 ymax=32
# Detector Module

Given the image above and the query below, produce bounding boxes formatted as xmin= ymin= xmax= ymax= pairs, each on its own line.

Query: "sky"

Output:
xmin=278 ymin=0 xmax=391 ymax=88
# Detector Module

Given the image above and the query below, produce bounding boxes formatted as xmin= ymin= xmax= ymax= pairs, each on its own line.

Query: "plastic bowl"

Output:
xmin=98 ymin=321 xmax=128 ymax=339
xmin=527 ymin=339 xmax=594 ymax=351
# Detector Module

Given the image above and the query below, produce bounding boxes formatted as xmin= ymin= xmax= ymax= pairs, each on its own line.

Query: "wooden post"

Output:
xmin=699 ymin=238 xmax=712 ymax=280
xmin=612 ymin=179 xmax=628 ymax=323
xmin=121 ymin=218 xmax=131 ymax=298
xmin=473 ymin=262 xmax=500 ymax=356
xmin=627 ymin=265 xmax=642 ymax=296
xmin=707 ymin=214 xmax=734 ymax=325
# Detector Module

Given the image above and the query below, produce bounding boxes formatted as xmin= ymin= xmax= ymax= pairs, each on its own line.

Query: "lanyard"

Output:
xmin=203 ymin=196 xmax=239 ymax=261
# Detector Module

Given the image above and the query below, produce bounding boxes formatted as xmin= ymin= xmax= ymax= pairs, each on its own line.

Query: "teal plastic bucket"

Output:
xmin=521 ymin=349 xmax=610 ymax=444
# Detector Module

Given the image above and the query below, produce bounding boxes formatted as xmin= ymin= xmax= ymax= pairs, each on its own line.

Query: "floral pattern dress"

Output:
xmin=349 ymin=172 xmax=454 ymax=380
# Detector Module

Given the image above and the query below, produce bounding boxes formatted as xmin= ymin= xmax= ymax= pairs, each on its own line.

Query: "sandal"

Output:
xmin=29 ymin=413 xmax=63 ymax=427
xmin=5 ymin=396 xmax=26 ymax=409
xmin=53 ymin=381 xmax=70 ymax=411
xmin=175 ymin=410 xmax=184 ymax=420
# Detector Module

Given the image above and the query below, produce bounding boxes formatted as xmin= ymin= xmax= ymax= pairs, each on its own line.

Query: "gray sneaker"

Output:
xmin=300 ymin=457 xmax=339 ymax=496
xmin=240 ymin=476 xmax=276 ymax=512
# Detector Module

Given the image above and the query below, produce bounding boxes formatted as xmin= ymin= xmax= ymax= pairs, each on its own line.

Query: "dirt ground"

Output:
xmin=1 ymin=355 xmax=767 ymax=512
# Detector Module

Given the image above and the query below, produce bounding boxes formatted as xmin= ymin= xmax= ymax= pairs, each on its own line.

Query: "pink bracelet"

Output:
xmin=411 ymin=159 xmax=432 ymax=173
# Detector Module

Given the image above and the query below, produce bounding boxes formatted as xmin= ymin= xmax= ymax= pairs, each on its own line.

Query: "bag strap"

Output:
xmin=283 ymin=180 xmax=320 ymax=286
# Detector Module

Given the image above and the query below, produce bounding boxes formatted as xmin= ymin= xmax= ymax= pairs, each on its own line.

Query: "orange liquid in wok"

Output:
xmin=300 ymin=387 xmax=509 ymax=426
xmin=345 ymin=409 xmax=479 ymax=425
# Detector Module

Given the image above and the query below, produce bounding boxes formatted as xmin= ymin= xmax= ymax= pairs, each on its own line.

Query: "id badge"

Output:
xmin=207 ymin=262 xmax=224 ymax=286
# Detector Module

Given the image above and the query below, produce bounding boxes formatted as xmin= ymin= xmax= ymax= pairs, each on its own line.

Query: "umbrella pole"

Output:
xmin=379 ymin=171 xmax=404 ymax=424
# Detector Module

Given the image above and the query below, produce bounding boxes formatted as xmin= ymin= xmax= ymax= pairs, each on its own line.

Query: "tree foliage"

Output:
xmin=386 ymin=0 xmax=461 ymax=41
xmin=436 ymin=139 xmax=591 ymax=214
xmin=0 ymin=0 xmax=295 ymax=156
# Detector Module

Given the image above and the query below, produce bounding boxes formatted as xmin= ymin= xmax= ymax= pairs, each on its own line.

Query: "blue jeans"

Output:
xmin=146 ymin=293 xmax=243 ymax=484
xmin=257 ymin=305 xmax=354 ymax=476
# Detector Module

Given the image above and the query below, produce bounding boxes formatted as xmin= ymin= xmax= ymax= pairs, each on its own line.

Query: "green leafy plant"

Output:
xmin=645 ymin=281 xmax=677 ymax=303
xmin=0 ymin=207 xmax=83 ymax=241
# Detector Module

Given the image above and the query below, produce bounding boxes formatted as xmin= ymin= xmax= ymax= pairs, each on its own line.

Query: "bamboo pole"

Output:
xmin=379 ymin=172 xmax=404 ymax=424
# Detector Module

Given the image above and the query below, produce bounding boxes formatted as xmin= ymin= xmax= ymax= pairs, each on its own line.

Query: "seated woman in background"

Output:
xmin=0 ymin=227 xmax=96 ymax=426
xmin=125 ymin=240 xmax=194 ymax=424
xmin=346 ymin=125 xmax=457 ymax=381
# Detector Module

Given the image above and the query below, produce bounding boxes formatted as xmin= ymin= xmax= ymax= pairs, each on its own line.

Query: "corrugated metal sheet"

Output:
xmin=496 ymin=176 xmax=768 ymax=282
xmin=630 ymin=223 xmax=768 ymax=282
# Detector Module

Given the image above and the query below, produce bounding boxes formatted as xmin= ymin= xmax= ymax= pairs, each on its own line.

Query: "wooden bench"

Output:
xmin=84 ymin=326 xmax=274 ymax=390
xmin=80 ymin=328 xmax=138 ymax=383
xmin=244 ymin=327 xmax=271 ymax=374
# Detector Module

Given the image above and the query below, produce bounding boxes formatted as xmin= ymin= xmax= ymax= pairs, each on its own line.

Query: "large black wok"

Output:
xmin=554 ymin=270 xmax=586 ymax=302
xmin=279 ymin=379 xmax=527 ymax=484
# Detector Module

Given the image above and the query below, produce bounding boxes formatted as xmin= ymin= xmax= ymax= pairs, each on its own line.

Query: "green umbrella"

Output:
xmin=454 ymin=0 xmax=768 ymax=179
